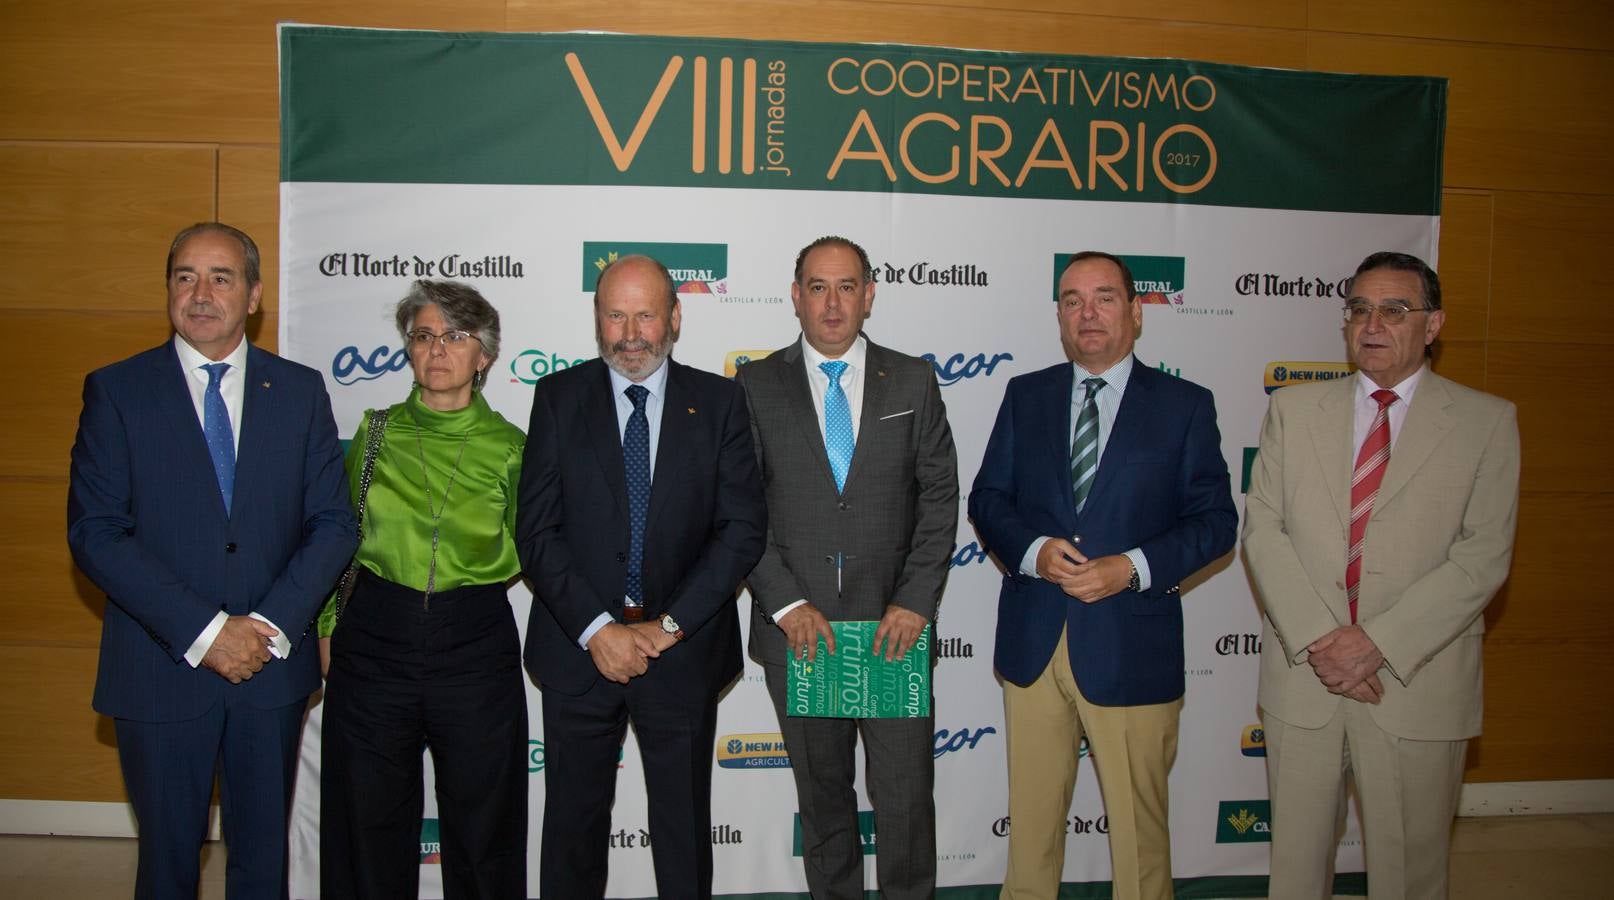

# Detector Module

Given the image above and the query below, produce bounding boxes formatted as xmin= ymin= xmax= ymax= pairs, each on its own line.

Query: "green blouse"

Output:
xmin=317 ymin=387 xmax=525 ymax=636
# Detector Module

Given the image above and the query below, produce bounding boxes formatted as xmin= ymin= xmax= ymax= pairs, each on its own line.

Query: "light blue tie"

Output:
xmin=202 ymin=363 xmax=236 ymax=515
xmin=820 ymin=360 xmax=854 ymax=492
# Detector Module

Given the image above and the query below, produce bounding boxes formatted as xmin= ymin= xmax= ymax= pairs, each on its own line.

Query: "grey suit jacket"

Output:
xmin=1244 ymin=369 xmax=1520 ymax=741
xmin=737 ymin=337 xmax=959 ymax=667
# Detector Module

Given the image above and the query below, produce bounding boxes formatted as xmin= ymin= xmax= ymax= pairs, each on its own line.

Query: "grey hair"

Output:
xmin=166 ymin=222 xmax=261 ymax=286
xmin=594 ymin=255 xmax=679 ymax=312
xmin=394 ymin=279 xmax=502 ymax=366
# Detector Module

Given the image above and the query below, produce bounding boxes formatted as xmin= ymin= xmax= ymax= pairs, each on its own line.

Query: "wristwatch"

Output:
xmin=659 ymin=613 xmax=685 ymax=642
xmin=1126 ymin=559 xmax=1141 ymax=593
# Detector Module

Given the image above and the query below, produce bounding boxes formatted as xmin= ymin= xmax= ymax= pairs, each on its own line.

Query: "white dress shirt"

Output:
xmin=580 ymin=359 xmax=672 ymax=649
xmin=172 ymin=336 xmax=291 ymax=666
xmin=1019 ymin=355 xmax=1153 ymax=590
xmin=1353 ymin=366 xmax=1425 ymax=456
xmin=772 ymin=335 xmax=870 ymax=623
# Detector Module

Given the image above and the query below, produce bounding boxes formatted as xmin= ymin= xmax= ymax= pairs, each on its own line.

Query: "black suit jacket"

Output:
xmin=516 ymin=357 xmax=767 ymax=696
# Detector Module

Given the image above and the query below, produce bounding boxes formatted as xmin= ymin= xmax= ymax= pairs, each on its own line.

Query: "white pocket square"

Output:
xmin=879 ymin=409 xmax=915 ymax=420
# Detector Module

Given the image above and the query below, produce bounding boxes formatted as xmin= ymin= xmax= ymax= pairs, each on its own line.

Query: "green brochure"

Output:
xmin=786 ymin=621 xmax=931 ymax=718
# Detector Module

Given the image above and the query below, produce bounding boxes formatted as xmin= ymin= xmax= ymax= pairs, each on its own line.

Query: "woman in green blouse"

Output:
xmin=319 ymin=280 xmax=527 ymax=899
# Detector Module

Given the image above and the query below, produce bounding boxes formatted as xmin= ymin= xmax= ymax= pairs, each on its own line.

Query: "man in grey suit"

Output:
xmin=737 ymin=235 xmax=959 ymax=899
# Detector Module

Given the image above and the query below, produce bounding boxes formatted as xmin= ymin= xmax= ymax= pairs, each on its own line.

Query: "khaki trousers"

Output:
xmin=1001 ymin=629 xmax=1182 ymax=900
xmin=1263 ymin=700 xmax=1467 ymax=900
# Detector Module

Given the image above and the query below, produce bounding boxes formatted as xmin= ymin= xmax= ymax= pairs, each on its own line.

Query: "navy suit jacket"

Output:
xmin=516 ymin=357 xmax=767 ymax=697
xmin=969 ymin=358 xmax=1237 ymax=706
xmin=68 ymin=341 xmax=358 ymax=721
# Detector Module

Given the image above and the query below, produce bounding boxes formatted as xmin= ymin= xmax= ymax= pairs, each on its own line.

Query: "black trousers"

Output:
xmin=321 ymin=570 xmax=528 ymax=900
xmin=539 ymin=675 xmax=720 ymax=900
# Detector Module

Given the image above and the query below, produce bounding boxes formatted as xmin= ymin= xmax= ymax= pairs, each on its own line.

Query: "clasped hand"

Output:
xmin=1307 ymin=625 xmax=1386 ymax=704
xmin=588 ymin=621 xmax=678 ymax=684
xmin=1036 ymin=539 xmax=1131 ymax=603
xmin=202 ymin=616 xmax=278 ymax=683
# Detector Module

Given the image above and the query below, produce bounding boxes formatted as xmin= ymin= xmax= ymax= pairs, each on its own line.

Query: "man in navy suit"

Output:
xmin=67 ymin=223 xmax=356 ymax=900
xmin=516 ymin=255 xmax=766 ymax=899
xmin=969 ymin=251 xmax=1236 ymax=900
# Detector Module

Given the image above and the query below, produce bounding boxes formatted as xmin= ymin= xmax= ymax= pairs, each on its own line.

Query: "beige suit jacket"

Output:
xmin=1244 ymin=369 xmax=1519 ymax=741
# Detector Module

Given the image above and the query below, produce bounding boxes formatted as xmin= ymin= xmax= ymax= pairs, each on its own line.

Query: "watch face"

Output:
xmin=661 ymin=615 xmax=680 ymax=634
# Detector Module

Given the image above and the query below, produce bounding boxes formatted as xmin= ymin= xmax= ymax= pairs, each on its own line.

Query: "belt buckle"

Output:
xmin=623 ymin=606 xmax=645 ymax=622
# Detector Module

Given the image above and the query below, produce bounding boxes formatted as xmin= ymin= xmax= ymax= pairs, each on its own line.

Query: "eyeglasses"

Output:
xmin=1342 ymin=301 xmax=1434 ymax=325
xmin=406 ymin=329 xmax=482 ymax=348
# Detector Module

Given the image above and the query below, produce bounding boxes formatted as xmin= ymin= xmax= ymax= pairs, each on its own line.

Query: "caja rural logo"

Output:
xmin=1215 ymin=800 xmax=1272 ymax=843
xmin=1051 ymin=253 xmax=1185 ymax=305
xmin=582 ymin=242 xmax=728 ymax=295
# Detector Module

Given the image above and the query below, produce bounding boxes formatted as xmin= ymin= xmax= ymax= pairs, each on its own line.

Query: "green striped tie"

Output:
xmin=1071 ymin=377 xmax=1105 ymax=512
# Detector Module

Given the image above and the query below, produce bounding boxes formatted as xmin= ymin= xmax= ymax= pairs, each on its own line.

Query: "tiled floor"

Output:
xmin=3 ymin=814 xmax=1611 ymax=898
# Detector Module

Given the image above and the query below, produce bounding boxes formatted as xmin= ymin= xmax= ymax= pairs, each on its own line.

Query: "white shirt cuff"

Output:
xmin=249 ymin=612 xmax=290 ymax=659
xmin=771 ymin=599 xmax=809 ymax=623
xmin=1124 ymin=548 xmax=1152 ymax=591
xmin=578 ymin=612 xmax=614 ymax=650
xmin=1020 ymin=537 xmax=1051 ymax=578
xmin=184 ymin=610 xmax=230 ymax=668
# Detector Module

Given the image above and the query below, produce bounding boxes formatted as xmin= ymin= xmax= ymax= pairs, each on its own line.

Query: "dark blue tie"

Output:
xmin=623 ymin=384 xmax=651 ymax=610
xmin=202 ymin=362 xmax=236 ymax=515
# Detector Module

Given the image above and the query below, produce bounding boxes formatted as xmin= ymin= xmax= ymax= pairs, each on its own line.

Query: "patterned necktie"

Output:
xmin=623 ymin=384 xmax=651 ymax=610
xmin=820 ymin=360 xmax=854 ymax=492
xmin=201 ymin=362 xmax=236 ymax=515
xmin=1070 ymin=377 xmax=1105 ymax=512
xmin=1347 ymin=389 xmax=1398 ymax=623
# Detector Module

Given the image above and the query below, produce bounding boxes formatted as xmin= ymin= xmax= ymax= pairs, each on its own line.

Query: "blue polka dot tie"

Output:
xmin=820 ymin=361 xmax=854 ymax=492
xmin=623 ymin=384 xmax=651 ymax=610
xmin=201 ymin=362 xmax=236 ymax=516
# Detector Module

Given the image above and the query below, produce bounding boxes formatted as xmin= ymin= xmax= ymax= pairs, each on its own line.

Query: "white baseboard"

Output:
xmin=1459 ymin=780 xmax=1614 ymax=817
xmin=0 ymin=799 xmax=219 ymax=838
xmin=2 ymin=781 xmax=1608 ymax=837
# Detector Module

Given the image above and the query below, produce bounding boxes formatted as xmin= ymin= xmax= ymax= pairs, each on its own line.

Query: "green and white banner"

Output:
xmin=281 ymin=24 xmax=1442 ymax=898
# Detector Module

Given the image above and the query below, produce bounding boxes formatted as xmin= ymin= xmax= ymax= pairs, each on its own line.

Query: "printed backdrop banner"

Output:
xmin=279 ymin=25 xmax=1444 ymax=899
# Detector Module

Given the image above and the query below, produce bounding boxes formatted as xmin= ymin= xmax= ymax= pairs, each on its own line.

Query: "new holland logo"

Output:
xmin=717 ymin=732 xmax=792 ymax=769
xmin=1051 ymin=253 xmax=1186 ymax=305
xmin=1241 ymin=724 xmax=1266 ymax=758
xmin=1215 ymin=800 xmax=1272 ymax=843
xmin=1265 ymin=361 xmax=1354 ymax=393
xmin=724 ymin=349 xmax=774 ymax=378
xmin=582 ymin=242 xmax=728 ymax=294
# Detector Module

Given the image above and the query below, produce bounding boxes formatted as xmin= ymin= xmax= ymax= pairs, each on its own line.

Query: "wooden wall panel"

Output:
xmin=511 ymin=1 xmax=1310 ymax=69
xmin=1430 ymin=338 xmax=1486 ymax=393
xmin=1305 ymin=34 xmax=1614 ymax=196
xmin=855 ymin=0 xmax=1308 ymax=30
xmin=1489 ymin=191 xmax=1614 ymax=346
xmin=1487 ymin=342 xmax=1614 ymax=495
xmin=1 ymin=480 xmax=103 ymax=646
xmin=0 ymin=145 xmax=216 ymax=312
xmin=0 ymin=1 xmax=510 ymax=144
xmin=1435 ymin=191 xmax=1494 ymax=345
xmin=0 ymin=647 xmax=124 ymax=802
xmin=0 ymin=310 xmax=174 ymax=479
xmin=1310 ymin=0 xmax=1614 ymax=53
xmin=219 ymin=146 xmax=281 ymax=318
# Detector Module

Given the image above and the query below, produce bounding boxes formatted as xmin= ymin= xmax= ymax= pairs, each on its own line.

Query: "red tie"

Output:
xmin=1347 ymin=389 xmax=1398 ymax=623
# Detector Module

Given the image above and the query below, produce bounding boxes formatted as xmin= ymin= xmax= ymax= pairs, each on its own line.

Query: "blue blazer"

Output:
xmin=516 ymin=357 xmax=767 ymax=697
xmin=68 ymin=341 xmax=357 ymax=721
xmin=969 ymin=358 xmax=1237 ymax=706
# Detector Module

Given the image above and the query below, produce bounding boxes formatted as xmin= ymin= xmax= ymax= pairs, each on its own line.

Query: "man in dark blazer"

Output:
xmin=969 ymin=251 xmax=1236 ymax=900
xmin=67 ymin=222 xmax=357 ymax=900
xmin=516 ymin=254 xmax=767 ymax=900
xmin=737 ymin=236 xmax=958 ymax=899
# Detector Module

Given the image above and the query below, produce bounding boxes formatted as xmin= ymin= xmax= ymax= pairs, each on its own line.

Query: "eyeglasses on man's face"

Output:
xmin=1342 ymin=301 xmax=1433 ymax=325
xmin=406 ymin=329 xmax=482 ymax=348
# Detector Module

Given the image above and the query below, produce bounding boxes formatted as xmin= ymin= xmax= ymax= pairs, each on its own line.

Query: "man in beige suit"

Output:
xmin=1244 ymin=251 xmax=1519 ymax=899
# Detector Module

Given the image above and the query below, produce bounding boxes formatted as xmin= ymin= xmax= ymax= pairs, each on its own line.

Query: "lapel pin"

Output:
xmin=878 ymin=370 xmax=887 ymax=377
xmin=261 ymin=381 xmax=271 ymax=388
xmin=688 ymin=407 xmax=697 ymax=414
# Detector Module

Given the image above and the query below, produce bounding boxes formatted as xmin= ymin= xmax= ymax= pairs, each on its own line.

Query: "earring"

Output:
xmin=473 ymin=368 xmax=485 ymax=391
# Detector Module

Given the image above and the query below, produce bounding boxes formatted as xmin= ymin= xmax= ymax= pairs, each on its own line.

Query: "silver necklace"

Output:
xmin=414 ymin=421 xmax=471 ymax=606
